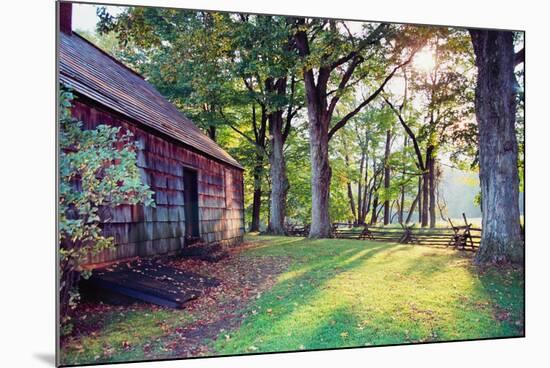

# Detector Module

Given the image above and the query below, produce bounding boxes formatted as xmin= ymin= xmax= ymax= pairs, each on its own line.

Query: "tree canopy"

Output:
xmin=90 ymin=6 xmax=524 ymax=262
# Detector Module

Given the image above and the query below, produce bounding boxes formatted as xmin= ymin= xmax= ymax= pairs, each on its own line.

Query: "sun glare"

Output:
xmin=413 ymin=49 xmax=437 ymax=73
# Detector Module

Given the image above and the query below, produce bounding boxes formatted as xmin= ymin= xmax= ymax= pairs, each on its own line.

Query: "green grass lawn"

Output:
xmin=213 ymin=235 xmax=523 ymax=354
xmin=61 ymin=235 xmax=524 ymax=365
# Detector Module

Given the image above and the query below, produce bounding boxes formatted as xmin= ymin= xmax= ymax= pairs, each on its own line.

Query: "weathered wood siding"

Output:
xmin=70 ymin=97 xmax=244 ymax=265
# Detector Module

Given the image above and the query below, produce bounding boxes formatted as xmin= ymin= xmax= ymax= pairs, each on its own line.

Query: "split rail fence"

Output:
xmin=286 ymin=221 xmax=481 ymax=251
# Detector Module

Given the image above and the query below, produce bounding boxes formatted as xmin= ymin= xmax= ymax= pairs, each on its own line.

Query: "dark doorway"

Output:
xmin=183 ymin=168 xmax=200 ymax=238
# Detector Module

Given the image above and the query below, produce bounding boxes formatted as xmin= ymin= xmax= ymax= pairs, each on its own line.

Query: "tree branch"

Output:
xmin=327 ymin=55 xmax=363 ymax=119
xmin=382 ymin=95 xmax=425 ymax=170
xmin=251 ymin=103 xmax=259 ymax=142
xmin=219 ymin=108 xmax=267 ymax=154
xmin=242 ymin=76 xmax=266 ymax=107
xmin=327 ymin=56 xmax=412 ymax=140
xmin=283 ymin=75 xmax=297 ymax=143
xmin=329 ymin=23 xmax=390 ymax=70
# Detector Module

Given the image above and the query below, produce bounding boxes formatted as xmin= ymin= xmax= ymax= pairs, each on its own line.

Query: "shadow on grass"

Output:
xmin=213 ymin=238 xmax=399 ymax=353
xmin=394 ymin=244 xmax=476 ymax=279
xmin=215 ymin=237 xmax=524 ymax=354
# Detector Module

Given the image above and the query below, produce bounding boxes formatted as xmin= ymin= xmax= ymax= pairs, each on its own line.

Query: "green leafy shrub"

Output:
xmin=58 ymin=86 xmax=155 ymax=334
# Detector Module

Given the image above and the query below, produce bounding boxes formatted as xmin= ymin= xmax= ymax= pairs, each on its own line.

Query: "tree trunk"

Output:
xmin=249 ymin=104 xmax=266 ymax=232
xmin=470 ymin=30 xmax=523 ymax=264
xmin=405 ymin=190 xmax=420 ymax=224
xmin=421 ymin=146 xmax=433 ymax=227
xmin=360 ymin=151 xmax=369 ymax=224
xmin=383 ymin=129 xmax=392 ymax=225
xmin=267 ymin=111 xmax=289 ymax=235
xmin=249 ymin=149 xmax=263 ymax=232
xmin=418 ymin=176 xmax=423 ymax=224
xmin=428 ymin=151 xmax=436 ymax=228
xmin=399 ymin=136 xmax=407 ymax=224
xmin=357 ymin=152 xmax=364 ymax=223
xmin=361 ymin=178 xmax=369 ymax=224
xmin=207 ymin=125 xmax=216 ymax=142
xmin=421 ymin=167 xmax=430 ymax=227
xmin=399 ymin=184 xmax=405 ymax=224
xmin=308 ymin=114 xmax=332 ymax=237
xmin=300 ymin=60 xmax=332 ymax=237
xmin=370 ymin=196 xmax=379 ymax=225
xmin=347 ymin=182 xmax=357 ymax=223
xmin=344 ymin=154 xmax=357 ymax=223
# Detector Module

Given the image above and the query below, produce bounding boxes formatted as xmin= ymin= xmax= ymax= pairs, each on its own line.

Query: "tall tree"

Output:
xmin=469 ymin=30 xmax=524 ymax=264
xmin=292 ymin=19 xmax=420 ymax=237
xmin=384 ymin=28 xmax=474 ymax=227
xmin=232 ymin=16 xmax=302 ymax=234
xmin=249 ymin=104 xmax=267 ymax=232
xmin=99 ymin=9 xmax=302 ymax=234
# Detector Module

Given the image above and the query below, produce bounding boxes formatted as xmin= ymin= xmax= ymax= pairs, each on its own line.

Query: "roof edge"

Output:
xmin=69 ymin=91 xmax=245 ymax=170
xmin=72 ymin=31 xmax=146 ymax=81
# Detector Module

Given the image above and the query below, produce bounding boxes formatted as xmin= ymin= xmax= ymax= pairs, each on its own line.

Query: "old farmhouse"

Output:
xmin=58 ymin=3 xmax=245 ymax=266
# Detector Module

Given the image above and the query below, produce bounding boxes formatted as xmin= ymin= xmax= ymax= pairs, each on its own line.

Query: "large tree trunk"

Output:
xmin=308 ymin=113 xmax=332 ymax=237
xmin=428 ymin=150 xmax=436 ymax=228
xmin=294 ymin=26 xmax=332 ymax=238
xmin=470 ymin=30 xmax=523 ymax=264
xmin=299 ymin=61 xmax=332 ymax=237
xmin=383 ymin=129 xmax=392 ymax=225
xmin=267 ymin=111 xmax=290 ymax=235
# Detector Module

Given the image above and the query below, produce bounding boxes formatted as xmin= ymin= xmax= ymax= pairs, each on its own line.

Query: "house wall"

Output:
xmin=69 ymin=97 xmax=244 ymax=265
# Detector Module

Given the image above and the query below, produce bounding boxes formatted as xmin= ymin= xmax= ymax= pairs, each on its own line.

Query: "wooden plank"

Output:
xmin=86 ymin=259 xmax=220 ymax=309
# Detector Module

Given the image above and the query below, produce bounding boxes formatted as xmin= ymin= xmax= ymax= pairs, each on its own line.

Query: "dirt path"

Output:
xmin=152 ymin=244 xmax=292 ymax=357
xmin=62 ymin=241 xmax=292 ymax=363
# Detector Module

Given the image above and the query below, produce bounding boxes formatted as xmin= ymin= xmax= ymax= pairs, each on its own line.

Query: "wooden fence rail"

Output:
xmin=285 ymin=221 xmax=482 ymax=252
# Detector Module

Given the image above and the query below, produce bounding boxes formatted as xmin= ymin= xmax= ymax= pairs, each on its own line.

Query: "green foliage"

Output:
xmin=59 ymin=86 xmax=155 ymax=330
xmin=285 ymin=122 xmax=313 ymax=224
xmin=91 ymin=7 xmax=524 ymax=229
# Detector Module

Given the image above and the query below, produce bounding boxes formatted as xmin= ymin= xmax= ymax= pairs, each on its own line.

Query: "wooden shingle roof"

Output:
xmin=59 ymin=31 xmax=243 ymax=169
